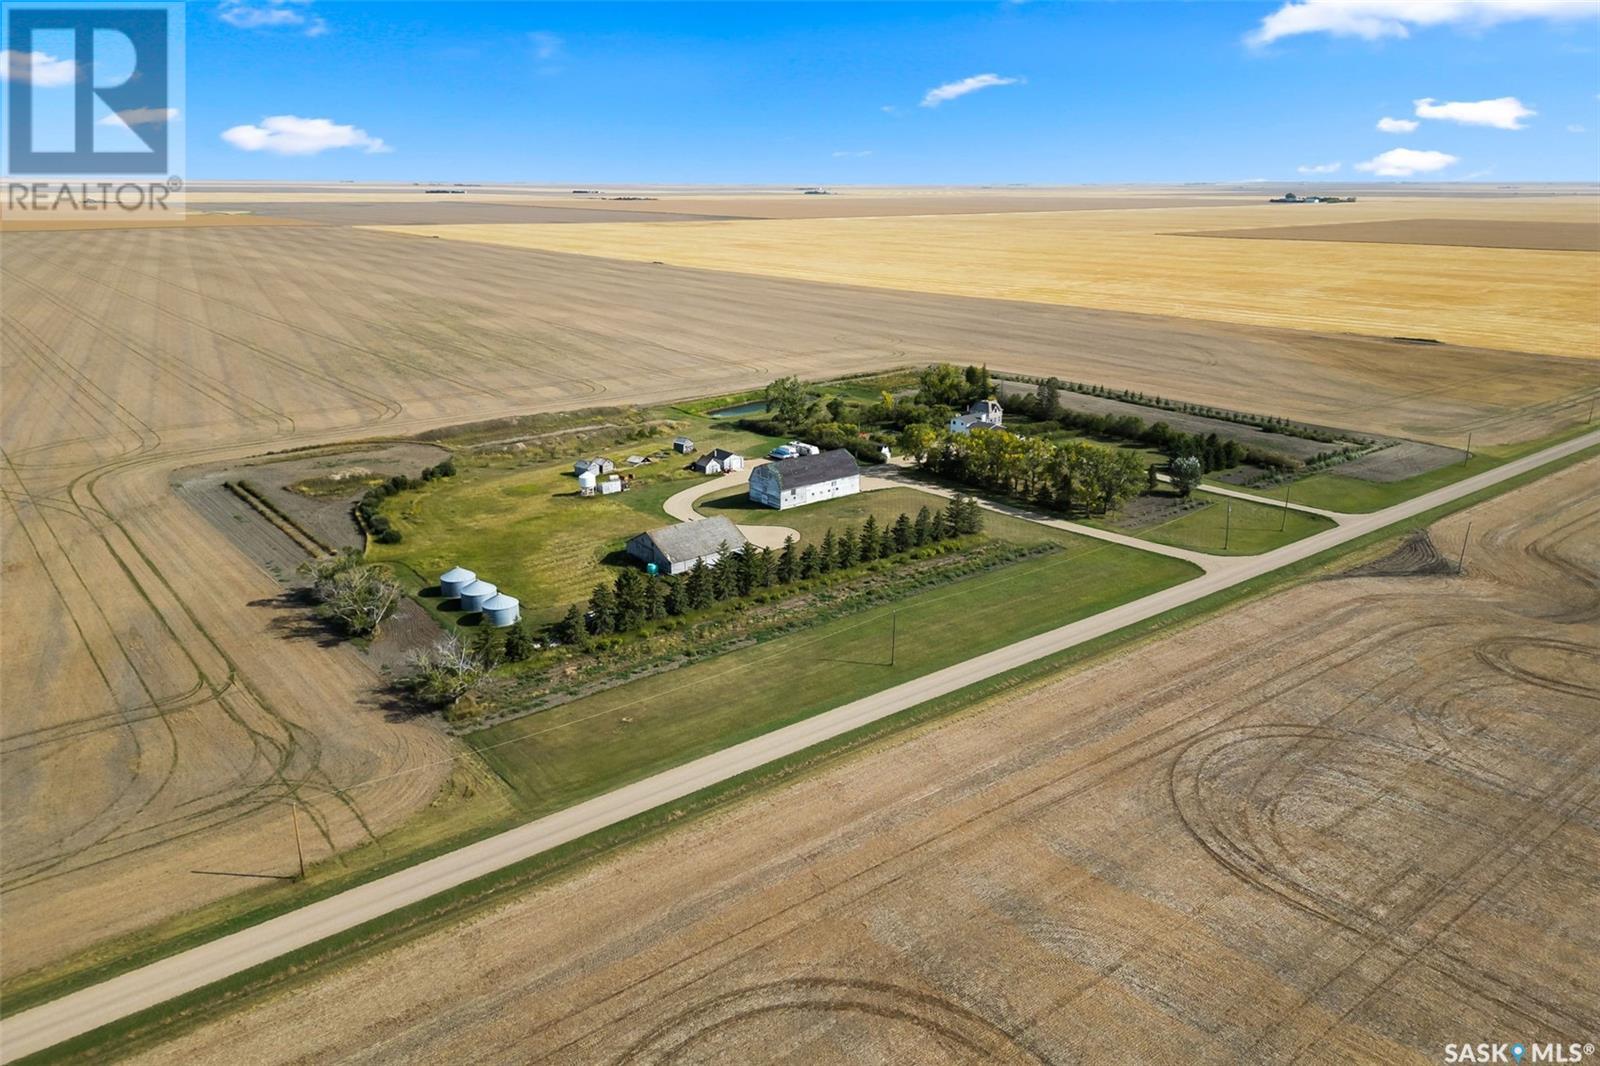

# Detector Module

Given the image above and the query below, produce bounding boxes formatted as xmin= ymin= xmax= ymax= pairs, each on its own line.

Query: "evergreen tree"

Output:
xmin=587 ymin=583 xmax=616 ymax=635
xmin=777 ymin=536 xmax=797 ymax=583
xmin=818 ymin=529 xmax=836 ymax=574
xmin=892 ymin=512 xmax=914 ymax=553
xmin=758 ymin=546 xmax=776 ymax=587
xmin=879 ymin=528 xmax=895 ymax=559
xmin=470 ymin=625 xmax=501 ymax=667
xmin=913 ymin=506 xmax=932 ymax=547
xmin=799 ymin=543 xmax=820 ymax=579
xmin=644 ymin=576 xmax=668 ymax=620
xmin=502 ymin=619 xmax=535 ymax=662
xmin=938 ymin=502 xmax=959 ymax=539
xmin=664 ymin=575 xmax=688 ymax=616
xmin=711 ymin=542 xmax=736 ymax=601
xmin=736 ymin=547 xmax=758 ymax=597
xmin=556 ymin=603 xmax=586 ymax=646
xmin=859 ymin=516 xmax=880 ymax=562
xmin=687 ymin=560 xmax=713 ymax=610
xmin=837 ymin=526 xmax=859 ymax=569
xmin=613 ymin=569 xmax=646 ymax=631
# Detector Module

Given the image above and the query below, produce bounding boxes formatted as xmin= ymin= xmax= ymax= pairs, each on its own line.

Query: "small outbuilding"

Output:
xmin=748 ymin=448 xmax=860 ymax=510
xmin=673 ymin=436 xmax=696 ymax=454
xmin=459 ymin=579 xmax=498 ymax=612
xmin=575 ymin=457 xmax=615 ymax=475
xmin=690 ymin=448 xmax=745 ymax=475
xmin=438 ymin=566 xmax=476 ymax=599
xmin=626 ymin=516 xmax=747 ymax=575
xmin=482 ymin=592 xmax=520 ymax=628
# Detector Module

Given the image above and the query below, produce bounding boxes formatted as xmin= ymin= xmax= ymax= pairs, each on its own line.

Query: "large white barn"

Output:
xmin=748 ymin=449 xmax=860 ymax=510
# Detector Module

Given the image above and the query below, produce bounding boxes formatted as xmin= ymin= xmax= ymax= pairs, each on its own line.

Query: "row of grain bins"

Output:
xmin=438 ymin=566 xmax=520 ymax=627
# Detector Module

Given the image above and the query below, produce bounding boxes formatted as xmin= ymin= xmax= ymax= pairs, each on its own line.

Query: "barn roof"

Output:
xmin=755 ymin=448 xmax=859 ymax=491
xmin=636 ymin=516 xmax=747 ymax=564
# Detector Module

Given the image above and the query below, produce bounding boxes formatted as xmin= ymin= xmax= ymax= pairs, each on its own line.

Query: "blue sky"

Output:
xmin=47 ymin=1 xmax=1600 ymax=182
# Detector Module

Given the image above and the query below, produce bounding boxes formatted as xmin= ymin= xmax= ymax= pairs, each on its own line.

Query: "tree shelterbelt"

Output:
xmin=586 ymin=499 xmax=984 ymax=638
xmin=900 ymin=424 xmax=1148 ymax=514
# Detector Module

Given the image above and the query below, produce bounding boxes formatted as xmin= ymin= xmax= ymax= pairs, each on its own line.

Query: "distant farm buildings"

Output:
xmin=690 ymin=448 xmax=745 ymax=475
xmin=748 ymin=448 xmax=860 ymax=510
xmin=948 ymin=398 xmax=1004 ymax=434
xmin=574 ymin=457 xmax=615 ymax=475
xmin=627 ymin=516 xmax=748 ymax=575
xmin=1269 ymin=193 xmax=1357 ymax=204
xmin=673 ymin=436 xmax=696 ymax=454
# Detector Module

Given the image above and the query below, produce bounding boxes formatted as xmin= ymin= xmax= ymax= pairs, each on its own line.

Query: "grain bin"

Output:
xmin=459 ymin=579 xmax=498 ymax=612
xmin=482 ymin=593 xmax=520 ymax=627
xmin=438 ymin=566 xmax=476 ymax=599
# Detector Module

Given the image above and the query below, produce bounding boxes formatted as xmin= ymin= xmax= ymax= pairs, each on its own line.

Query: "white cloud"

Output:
xmin=222 ymin=115 xmax=390 ymax=156
xmin=1377 ymin=116 xmax=1419 ymax=133
xmin=1354 ymin=147 xmax=1458 ymax=177
xmin=528 ymin=31 xmax=562 ymax=60
xmin=832 ymin=150 xmax=873 ymax=158
xmin=0 ymin=50 xmax=77 ymax=87
xmin=99 ymin=107 xmax=179 ymax=127
xmin=920 ymin=73 xmax=1021 ymax=108
xmin=1297 ymin=161 xmax=1341 ymax=174
xmin=1414 ymin=96 xmax=1535 ymax=130
xmin=1247 ymin=0 xmax=1598 ymax=47
xmin=218 ymin=0 xmax=327 ymax=37
xmin=1568 ymin=124 xmax=1587 ymax=133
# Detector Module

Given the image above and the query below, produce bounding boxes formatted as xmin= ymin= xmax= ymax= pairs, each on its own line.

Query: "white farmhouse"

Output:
xmin=948 ymin=398 xmax=1004 ymax=435
xmin=748 ymin=449 xmax=860 ymax=510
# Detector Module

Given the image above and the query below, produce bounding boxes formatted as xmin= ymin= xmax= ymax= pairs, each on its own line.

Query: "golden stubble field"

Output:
xmin=378 ymin=195 xmax=1600 ymax=358
xmin=128 ymin=459 xmax=1600 ymax=1065
xmin=0 ymin=198 xmax=1595 ymax=981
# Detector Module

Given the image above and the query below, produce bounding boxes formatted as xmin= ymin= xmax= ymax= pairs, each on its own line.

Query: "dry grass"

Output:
xmin=378 ymin=196 xmax=1600 ymax=357
xmin=1 ymin=214 xmax=1594 ymax=980
xmin=125 ymin=460 xmax=1600 ymax=1065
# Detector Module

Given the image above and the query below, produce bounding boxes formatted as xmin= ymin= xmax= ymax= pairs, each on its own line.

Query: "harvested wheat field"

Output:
xmin=1188 ymin=217 xmax=1600 ymax=253
xmin=380 ymin=194 xmax=1600 ymax=357
xmin=130 ymin=458 xmax=1600 ymax=1066
xmin=1 ymin=214 xmax=1594 ymax=977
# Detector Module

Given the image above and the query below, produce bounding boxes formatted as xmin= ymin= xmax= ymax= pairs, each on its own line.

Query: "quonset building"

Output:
xmin=748 ymin=449 xmax=860 ymax=510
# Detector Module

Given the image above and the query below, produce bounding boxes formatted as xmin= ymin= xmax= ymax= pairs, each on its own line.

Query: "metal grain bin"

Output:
xmin=482 ymin=593 xmax=520 ymax=628
xmin=439 ymin=566 xmax=476 ymax=599
xmin=459 ymin=579 xmax=498 ymax=612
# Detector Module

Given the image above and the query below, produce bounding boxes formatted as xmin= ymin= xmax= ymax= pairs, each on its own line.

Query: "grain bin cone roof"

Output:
xmin=482 ymin=593 xmax=518 ymax=610
xmin=460 ymin=580 xmax=497 ymax=598
xmin=440 ymin=566 xmax=476 ymax=584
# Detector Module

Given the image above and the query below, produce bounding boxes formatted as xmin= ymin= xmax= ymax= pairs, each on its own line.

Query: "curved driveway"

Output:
xmin=2 ymin=429 xmax=1594 ymax=1064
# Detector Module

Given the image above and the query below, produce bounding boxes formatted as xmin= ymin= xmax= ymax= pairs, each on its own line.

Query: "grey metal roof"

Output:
xmin=754 ymin=448 xmax=859 ymax=491
xmin=637 ymin=516 xmax=747 ymax=563
xmin=708 ymin=448 xmax=740 ymax=461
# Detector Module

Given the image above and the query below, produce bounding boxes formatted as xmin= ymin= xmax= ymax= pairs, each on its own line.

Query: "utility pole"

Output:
xmin=290 ymin=801 xmax=306 ymax=881
xmin=1589 ymin=397 xmax=1595 ymax=424
xmin=1224 ymin=501 xmax=1232 ymax=551
xmin=1280 ymin=481 xmax=1290 ymax=532
xmin=1463 ymin=431 xmax=1472 ymax=463
xmin=1456 ymin=521 xmax=1472 ymax=575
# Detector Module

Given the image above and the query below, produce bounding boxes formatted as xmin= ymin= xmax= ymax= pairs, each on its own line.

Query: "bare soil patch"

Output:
xmin=1186 ymin=217 xmax=1600 ymax=252
xmin=1337 ymin=440 xmax=1466 ymax=482
xmin=131 ymin=459 xmax=1600 ymax=1066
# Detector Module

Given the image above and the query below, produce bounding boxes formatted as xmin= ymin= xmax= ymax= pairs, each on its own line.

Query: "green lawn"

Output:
xmin=699 ymin=485 xmax=988 ymax=546
xmin=1210 ymin=423 xmax=1596 ymax=513
xmin=468 ymin=527 xmax=1198 ymax=812
xmin=369 ymin=419 xmax=785 ymax=623
xmin=1090 ymin=489 xmax=1336 ymax=555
